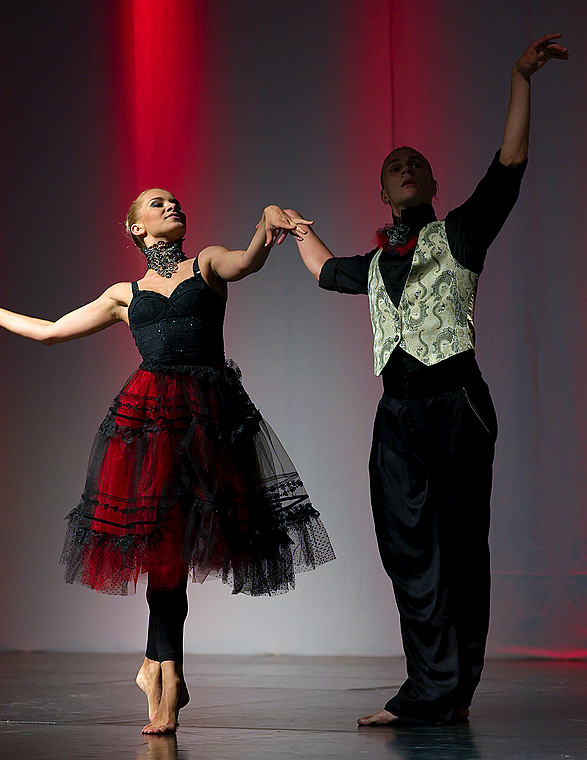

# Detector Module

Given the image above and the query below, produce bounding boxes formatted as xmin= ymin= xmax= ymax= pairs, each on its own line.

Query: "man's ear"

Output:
xmin=381 ymin=188 xmax=390 ymax=205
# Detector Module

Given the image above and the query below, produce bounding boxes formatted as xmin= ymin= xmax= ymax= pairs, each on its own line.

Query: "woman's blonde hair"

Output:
xmin=125 ymin=188 xmax=169 ymax=250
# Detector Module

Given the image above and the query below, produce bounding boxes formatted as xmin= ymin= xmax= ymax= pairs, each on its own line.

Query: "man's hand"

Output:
xmin=513 ymin=33 xmax=569 ymax=81
xmin=262 ymin=206 xmax=313 ymax=246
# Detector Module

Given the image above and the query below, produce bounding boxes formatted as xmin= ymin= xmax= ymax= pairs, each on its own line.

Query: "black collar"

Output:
xmin=395 ymin=204 xmax=436 ymax=234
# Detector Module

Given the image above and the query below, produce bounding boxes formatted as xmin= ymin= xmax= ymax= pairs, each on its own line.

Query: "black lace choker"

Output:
xmin=143 ymin=240 xmax=187 ymax=278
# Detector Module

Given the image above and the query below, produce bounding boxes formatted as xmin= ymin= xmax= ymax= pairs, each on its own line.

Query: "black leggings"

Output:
xmin=145 ymin=580 xmax=188 ymax=664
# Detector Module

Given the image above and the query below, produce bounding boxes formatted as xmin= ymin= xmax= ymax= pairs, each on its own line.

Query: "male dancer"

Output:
xmin=289 ymin=34 xmax=568 ymax=724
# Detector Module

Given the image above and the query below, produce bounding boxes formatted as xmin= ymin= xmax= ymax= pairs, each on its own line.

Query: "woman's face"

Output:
xmin=132 ymin=189 xmax=187 ymax=247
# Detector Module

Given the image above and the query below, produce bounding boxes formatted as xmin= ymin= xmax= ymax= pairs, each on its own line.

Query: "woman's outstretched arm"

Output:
xmin=199 ymin=205 xmax=313 ymax=283
xmin=500 ymin=33 xmax=569 ymax=166
xmin=0 ymin=282 xmax=131 ymax=345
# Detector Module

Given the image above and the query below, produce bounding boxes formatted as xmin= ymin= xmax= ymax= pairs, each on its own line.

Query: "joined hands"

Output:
xmin=261 ymin=205 xmax=313 ymax=246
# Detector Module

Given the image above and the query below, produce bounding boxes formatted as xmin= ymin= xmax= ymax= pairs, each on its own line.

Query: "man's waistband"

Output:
xmin=382 ymin=350 xmax=484 ymax=399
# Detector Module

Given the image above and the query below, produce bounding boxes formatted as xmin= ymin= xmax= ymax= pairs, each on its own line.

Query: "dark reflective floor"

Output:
xmin=0 ymin=653 xmax=585 ymax=759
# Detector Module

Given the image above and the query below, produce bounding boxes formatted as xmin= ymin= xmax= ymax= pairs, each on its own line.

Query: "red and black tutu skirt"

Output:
xmin=60 ymin=362 xmax=335 ymax=595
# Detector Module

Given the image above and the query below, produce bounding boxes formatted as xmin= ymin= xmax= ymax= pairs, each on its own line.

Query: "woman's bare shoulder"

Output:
xmin=103 ymin=281 xmax=134 ymax=308
xmin=196 ymin=246 xmax=228 ymax=267
xmin=194 ymin=249 xmax=228 ymax=297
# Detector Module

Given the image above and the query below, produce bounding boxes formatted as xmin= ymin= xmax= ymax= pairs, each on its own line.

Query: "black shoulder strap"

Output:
xmin=131 ymin=281 xmax=139 ymax=294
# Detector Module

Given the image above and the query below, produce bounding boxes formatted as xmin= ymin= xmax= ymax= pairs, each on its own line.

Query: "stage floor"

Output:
xmin=0 ymin=652 xmax=585 ymax=759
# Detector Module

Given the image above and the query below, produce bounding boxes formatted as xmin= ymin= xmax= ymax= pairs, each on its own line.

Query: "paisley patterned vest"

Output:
xmin=367 ymin=221 xmax=478 ymax=375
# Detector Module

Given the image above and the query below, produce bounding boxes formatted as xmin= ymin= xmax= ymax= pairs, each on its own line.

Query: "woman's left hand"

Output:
xmin=262 ymin=205 xmax=313 ymax=246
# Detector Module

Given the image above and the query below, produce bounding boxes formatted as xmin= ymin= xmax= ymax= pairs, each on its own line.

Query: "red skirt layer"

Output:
xmin=60 ymin=363 xmax=334 ymax=595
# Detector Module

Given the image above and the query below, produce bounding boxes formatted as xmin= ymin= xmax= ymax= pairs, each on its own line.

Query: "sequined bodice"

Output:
xmin=128 ymin=259 xmax=226 ymax=367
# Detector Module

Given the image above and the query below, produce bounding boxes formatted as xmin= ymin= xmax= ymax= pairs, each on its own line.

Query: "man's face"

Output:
xmin=380 ymin=148 xmax=436 ymax=215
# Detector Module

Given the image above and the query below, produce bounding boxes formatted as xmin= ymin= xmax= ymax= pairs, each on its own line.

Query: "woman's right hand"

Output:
xmin=261 ymin=205 xmax=314 ymax=246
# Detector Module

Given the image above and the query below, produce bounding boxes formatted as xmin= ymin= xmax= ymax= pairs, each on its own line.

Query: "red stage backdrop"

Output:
xmin=117 ymin=0 xmax=208 ymax=191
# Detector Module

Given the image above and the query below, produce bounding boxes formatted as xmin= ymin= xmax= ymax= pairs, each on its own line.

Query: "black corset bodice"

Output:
xmin=128 ymin=259 xmax=226 ymax=368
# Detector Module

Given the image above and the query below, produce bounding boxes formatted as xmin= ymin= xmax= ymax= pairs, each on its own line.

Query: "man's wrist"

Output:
xmin=511 ymin=66 xmax=531 ymax=85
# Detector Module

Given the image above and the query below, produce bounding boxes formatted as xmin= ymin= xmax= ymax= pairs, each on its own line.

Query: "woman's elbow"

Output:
xmin=40 ymin=326 xmax=66 ymax=345
xmin=231 ymin=260 xmax=265 ymax=280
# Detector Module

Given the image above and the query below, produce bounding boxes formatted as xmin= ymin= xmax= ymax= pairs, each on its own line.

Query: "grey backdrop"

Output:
xmin=0 ymin=0 xmax=584 ymax=658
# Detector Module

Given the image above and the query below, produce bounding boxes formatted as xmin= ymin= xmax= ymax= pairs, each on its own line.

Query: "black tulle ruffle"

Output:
xmin=60 ymin=363 xmax=334 ymax=595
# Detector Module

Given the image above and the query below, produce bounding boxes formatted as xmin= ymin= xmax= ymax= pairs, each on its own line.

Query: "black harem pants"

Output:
xmin=369 ymin=367 xmax=497 ymax=724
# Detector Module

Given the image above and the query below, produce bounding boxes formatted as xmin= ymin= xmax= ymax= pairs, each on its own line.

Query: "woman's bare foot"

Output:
xmin=357 ymin=708 xmax=397 ymax=726
xmin=142 ymin=661 xmax=190 ymax=735
xmin=142 ymin=733 xmax=178 ymax=760
xmin=136 ymin=658 xmax=162 ymax=722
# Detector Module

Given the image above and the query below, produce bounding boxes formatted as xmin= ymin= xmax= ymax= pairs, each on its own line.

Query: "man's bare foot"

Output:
xmin=357 ymin=708 xmax=397 ymax=726
xmin=451 ymin=707 xmax=470 ymax=723
xmin=136 ymin=658 xmax=162 ymax=722
xmin=142 ymin=661 xmax=189 ymax=735
xmin=358 ymin=705 xmax=469 ymax=727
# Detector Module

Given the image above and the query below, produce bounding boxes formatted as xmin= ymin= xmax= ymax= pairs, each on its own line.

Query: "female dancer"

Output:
xmin=0 ymin=193 xmax=335 ymax=733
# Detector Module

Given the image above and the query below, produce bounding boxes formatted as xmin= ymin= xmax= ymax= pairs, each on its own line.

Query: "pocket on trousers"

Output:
xmin=462 ymin=385 xmax=498 ymax=441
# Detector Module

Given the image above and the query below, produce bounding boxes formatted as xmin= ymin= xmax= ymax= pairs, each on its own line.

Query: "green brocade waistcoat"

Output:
xmin=367 ymin=221 xmax=478 ymax=375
